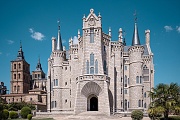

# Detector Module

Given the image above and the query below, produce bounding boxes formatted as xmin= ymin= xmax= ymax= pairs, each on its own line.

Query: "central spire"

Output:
xmin=56 ymin=20 xmax=63 ymax=51
xmin=132 ymin=11 xmax=141 ymax=46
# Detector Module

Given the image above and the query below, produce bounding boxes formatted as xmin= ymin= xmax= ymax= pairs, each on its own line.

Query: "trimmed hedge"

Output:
xmin=160 ymin=116 xmax=180 ymax=120
xmin=131 ymin=110 xmax=143 ymax=120
xmin=2 ymin=109 xmax=9 ymax=119
xmin=20 ymin=106 xmax=31 ymax=118
xmin=9 ymin=111 xmax=18 ymax=119
xmin=27 ymin=114 xmax=33 ymax=120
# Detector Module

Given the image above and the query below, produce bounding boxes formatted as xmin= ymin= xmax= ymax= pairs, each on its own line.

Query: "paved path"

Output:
xmin=52 ymin=111 xmax=151 ymax=120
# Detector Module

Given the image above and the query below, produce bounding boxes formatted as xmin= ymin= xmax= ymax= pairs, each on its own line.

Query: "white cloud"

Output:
xmin=176 ymin=26 xmax=180 ymax=33
xmin=73 ymin=36 xmax=78 ymax=44
xmin=62 ymin=39 xmax=66 ymax=43
xmin=29 ymin=28 xmax=45 ymax=41
xmin=164 ymin=25 xmax=173 ymax=32
xmin=7 ymin=40 xmax=14 ymax=44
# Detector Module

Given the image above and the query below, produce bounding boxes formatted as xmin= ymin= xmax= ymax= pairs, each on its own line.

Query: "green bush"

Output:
xmin=20 ymin=106 xmax=31 ymax=118
xmin=160 ymin=116 xmax=180 ymax=120
xmin=27 ymin=114 xmax=33 ymax=120
xmin=0 ymin=104 xmax=3 ymax=120
xmin=131 ymin=110 xmax=143 ymax=120
xmin=9 ymin=111 xmax=18 ymax=119
xmin=2 ymin=109 xmax=9 ymax=119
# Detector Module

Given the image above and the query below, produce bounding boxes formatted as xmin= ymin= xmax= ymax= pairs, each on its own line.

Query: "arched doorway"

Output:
xmin=87 ymin=94 xmax=98 ymax=111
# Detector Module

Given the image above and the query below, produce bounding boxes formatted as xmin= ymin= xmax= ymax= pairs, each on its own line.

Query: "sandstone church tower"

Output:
xmin=10 ymin=43 xmax=31 ymax=94
xmin=47 ymin=9 xmax=154 ymax=115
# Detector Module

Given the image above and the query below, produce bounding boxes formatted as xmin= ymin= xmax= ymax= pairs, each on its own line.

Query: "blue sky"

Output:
xmin=0 ymin=0 xmax=180 ymax=91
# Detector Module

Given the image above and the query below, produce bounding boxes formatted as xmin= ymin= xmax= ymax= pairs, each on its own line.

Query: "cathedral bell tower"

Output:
xmin=10 ymin=42 xmax=30 ymax=94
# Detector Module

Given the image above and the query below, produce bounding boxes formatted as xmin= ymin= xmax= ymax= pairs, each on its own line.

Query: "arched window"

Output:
xmin=128 ymin=78 xmax=129 ymax=85
xmin=142 ymin=100 xmax=143 ymax=107
xmin=90 ymin=67 xmax=94 ymax=74
xmin=86 ymin=60 xmax=89 ymax=74
xmin=17 ymin=85 xmax=20 ymax=92
xmin=18 ymin=73 xmax=20 ymax=79
xmin=144 ymin=103 xmax=147 ymax=108
xmin=90 ymin=53 xmax=94 ymax=66
xmin=136 ymin=76 xmax=139 ymax=83
xmin=14 ymin=64 xmax=16 ymax=69
xmin=14 ymin=86 xmax=16 ymax=91
xmin=14 ymin=74 xmax=16 ymax=79
xmin=138 ymin=100 xmax=141 ymax=107
xmin=55 ymin=101 xmax=57 ymax=108
xmin=140 ymin=76 xmax=142 ymax=84
xmin=95 ymin=60 xmax=98 ymax=74
xmin=18 ymin=63 xmax=21 ymax=69
xmin=125 ymin=75 xmax=127 ymax=87
xmin=90 ymin=29 xmax=94 ymax=43
xmin=125 ymin=99 xmax=127 ymax=111
xmin=103 ymin=60 xmax=106 ymax=71
xmin=144 ymin=92 xmax=146 ymax=98
xmin=128 ymin=101 xmax=129 ymax=108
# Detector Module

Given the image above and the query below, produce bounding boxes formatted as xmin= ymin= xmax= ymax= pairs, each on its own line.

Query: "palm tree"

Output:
xmin=148 ymin=83 xmax=180 ymax=120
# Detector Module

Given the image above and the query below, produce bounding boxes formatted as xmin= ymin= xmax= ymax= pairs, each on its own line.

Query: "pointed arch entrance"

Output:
xmin=87 ymin=94 xmax=98 ymax=111
xmin=81 ymin=82 xmax=102 ymax=111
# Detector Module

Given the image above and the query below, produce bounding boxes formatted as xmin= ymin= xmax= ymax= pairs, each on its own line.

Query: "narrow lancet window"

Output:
xmin=90 ymin=67 xmax=94 ymax=74
xmin=95 ymin=60 xmax=98 ymax=74
xmin=104 ymin=60 xmax=106 ymax=71
xmin=136 ymin=76 xmax=139 ymax=83
xmin=90 ymin=29 xmax=94 ymax=43
xmin=90 ymin=53 xmax=94 ymax=66
xmin=86 ymin=60 xmax=89 ymax=74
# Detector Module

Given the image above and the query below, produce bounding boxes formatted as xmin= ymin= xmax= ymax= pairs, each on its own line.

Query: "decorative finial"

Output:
xmin=133 ymin=10 xmax=137 ymax=23
xmin=90 ymin=9 xmax=94 ymax=13
xmin=109 ymin=27 xmax=111 ymax=36
xmin=83 ymin=14 xmax=86 ymax=19
xmin=98 ymin=12 xmax=101 ymax=17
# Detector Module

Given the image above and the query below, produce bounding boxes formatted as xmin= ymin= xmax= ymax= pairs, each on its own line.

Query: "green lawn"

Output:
xmin=10 ymin=118 xmax=54 ymax=120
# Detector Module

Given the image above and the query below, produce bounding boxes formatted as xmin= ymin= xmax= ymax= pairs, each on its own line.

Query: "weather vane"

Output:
xmin=133 ymin=10 xmax=137 ymax=23
xmin=57 ymin=19 xmax=60 ymax=30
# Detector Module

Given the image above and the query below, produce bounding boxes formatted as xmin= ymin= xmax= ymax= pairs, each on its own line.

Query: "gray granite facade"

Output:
xmin=47 ymin=9 xmax=154 ymax=115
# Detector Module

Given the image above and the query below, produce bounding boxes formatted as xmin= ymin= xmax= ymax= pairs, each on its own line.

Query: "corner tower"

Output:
xmin=128 ymin=20 xmax=144 ymax=111
xmin=47 ymin=21 xmax=66 ymax=112
xmin=10 ymin=42 xmax=30 ymax=94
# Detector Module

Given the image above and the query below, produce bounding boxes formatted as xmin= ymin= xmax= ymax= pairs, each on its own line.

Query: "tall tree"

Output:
xmin=148 ymin=83 xmax=180 ymax=120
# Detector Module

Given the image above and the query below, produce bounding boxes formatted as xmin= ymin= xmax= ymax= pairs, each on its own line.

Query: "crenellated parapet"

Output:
xmin=51 ymin=51 xmax=66 ymax=58
xmin=111 ymin=41 xmax=124 ymax=52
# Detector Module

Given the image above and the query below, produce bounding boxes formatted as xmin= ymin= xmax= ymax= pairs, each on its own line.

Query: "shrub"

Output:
xmin=0 ymin=104 xmax=3 ymax=120
xmin=27 ymin=114 xmax=33 ymax=120
xmin=2 ymin=109 xmax=9 ymax=120
xmin=160 ymin=116 xmax=180 ymax=120
xmin=20 ymin=106 xmax=31 ymax=118
xmin=9 ymin=111 xmax=18 ymax=119
xmin=131 ymin=110 xmax=143 ymax=120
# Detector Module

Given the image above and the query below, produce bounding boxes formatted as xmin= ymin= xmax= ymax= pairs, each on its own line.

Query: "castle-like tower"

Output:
xmin=10 ymin=43 xmax=31 ymax=94
xmin=47 ymin=9 xmax=154 ymax=115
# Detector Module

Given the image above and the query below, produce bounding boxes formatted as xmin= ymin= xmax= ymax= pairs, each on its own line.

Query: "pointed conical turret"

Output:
xmin=56 ymin=21 xmax=63 ymax=51
xmin=16 ymin=41 xmax=24 ymax=60
xmin=132 ymin=21 xmax=141 ymax=46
